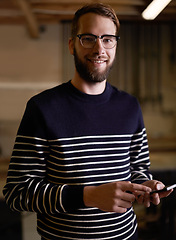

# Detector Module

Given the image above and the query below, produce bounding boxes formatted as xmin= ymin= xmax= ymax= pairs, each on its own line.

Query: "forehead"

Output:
xmin=78 ymin=13 xmax=116 ymax=35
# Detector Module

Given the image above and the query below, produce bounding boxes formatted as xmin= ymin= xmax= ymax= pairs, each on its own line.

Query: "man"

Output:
xmin=3 ymin=3 xmax=172 ymax=240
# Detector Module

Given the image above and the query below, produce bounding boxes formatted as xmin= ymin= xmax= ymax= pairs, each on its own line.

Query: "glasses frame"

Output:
xmin=77 ymin=33 xmax=120 ymax=49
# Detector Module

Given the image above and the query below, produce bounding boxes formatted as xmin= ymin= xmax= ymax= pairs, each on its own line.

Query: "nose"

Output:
xmin=93 ymin=38 xmax=105 ymax=54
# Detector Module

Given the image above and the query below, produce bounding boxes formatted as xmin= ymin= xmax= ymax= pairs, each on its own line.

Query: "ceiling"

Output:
xmin=0 ymin=0 xmax=176 ymax=38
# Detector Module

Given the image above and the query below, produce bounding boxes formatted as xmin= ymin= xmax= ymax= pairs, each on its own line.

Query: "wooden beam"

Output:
xmin=14 ymin=0 xmax=39 ymax=38
xmin=34 ymin=0 xmax=143 ymax=4
xmin=0 ymin=0 xmax=175 ymax=25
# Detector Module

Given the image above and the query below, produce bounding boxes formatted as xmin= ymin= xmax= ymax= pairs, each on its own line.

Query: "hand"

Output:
xmin=84 ymin=181 xmax=151 ymax=213
xmin=136 ymin=180 xmax=173 ymax=207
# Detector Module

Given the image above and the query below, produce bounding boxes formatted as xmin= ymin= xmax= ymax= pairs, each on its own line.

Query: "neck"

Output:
xmin=71 ymin=74 xmax=106 ymax=95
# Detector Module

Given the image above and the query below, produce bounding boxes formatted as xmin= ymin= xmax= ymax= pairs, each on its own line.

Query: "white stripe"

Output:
xmin=48 ymin=186 xmax=54 ymax=215
xmin=11 ymin=156 xmax=45 ymax=160
xmin=55 ymin=186 xmax=62 ymax=213
xmin=47 ymin=207 xmax=132 ymax=221
xmin=48 ymin=156 xmax=130 ymax=167
xmin=51 ymin=146 xmax=129 ymax=154
xmin=7 ymin=174 xmax=44 ymax=179
xmin=17 ymin=135 xmax=48 ymax=142
xmin=9 ymin=163 xmax=46 ymax=167
xmin=50 ymin=152 xmax=129 ymax=161
xmin=48 ymin=174 xmax=131 ymax=186
xmin=42 ymin=184 xmax=49 ymax=214
xmin=32 ymin=181 xmax=40 ymax=211
xmin=48 ymin=169 xmax=130 ymax=180
xmin=15 ymin=141 xmax=48 ymax=147
xmin=49 ymin=134 xmax=133 ymax=142
xmin=60 ymin=185 xmax=66 ymax=212
xmin=48 ymin=162 xmax=130 ymax=174
xmin=51 ymin=140 xmax=131 ymax=148
xmin=8 ymin=169 xmax=45 ymax=173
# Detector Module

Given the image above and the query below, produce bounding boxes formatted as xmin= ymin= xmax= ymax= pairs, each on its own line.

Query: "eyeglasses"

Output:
xmin=77 ymin=34 xmax=120 ymax=49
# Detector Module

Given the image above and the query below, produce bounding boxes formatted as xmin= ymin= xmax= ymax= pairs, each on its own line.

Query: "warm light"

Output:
xmin=142 ymin=0 xmax=172 ymax=20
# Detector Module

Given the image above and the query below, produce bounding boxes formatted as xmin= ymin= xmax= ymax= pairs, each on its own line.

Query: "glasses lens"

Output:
xmin=81 ymin=35 xmax=96 ymax=48
xmin=102 ymin=36 xmax=117 ymax=49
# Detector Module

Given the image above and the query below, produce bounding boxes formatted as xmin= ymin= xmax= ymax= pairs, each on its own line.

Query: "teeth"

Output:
xmin=93 ymin=60 xmax=104 ymax=63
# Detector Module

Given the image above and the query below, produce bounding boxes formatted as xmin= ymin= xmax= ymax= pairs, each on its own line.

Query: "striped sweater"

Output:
xmin=3 ymin=81 xmax=152 ymax=240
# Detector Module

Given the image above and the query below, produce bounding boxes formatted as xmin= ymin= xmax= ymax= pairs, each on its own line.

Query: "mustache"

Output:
xmin=86 ymin=55 xmax=109 ymax=61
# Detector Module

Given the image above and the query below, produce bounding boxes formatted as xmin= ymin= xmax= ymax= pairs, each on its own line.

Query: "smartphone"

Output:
xmin=150 ymin=183 xmax=176 ymax=194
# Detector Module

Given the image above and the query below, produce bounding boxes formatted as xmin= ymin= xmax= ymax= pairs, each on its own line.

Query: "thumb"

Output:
xmin=155 ymin=182 xmax=165 ymax=190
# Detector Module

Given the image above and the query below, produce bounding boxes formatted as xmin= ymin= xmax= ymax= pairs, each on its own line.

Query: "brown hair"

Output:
xmin=71 ymin=3 xmax=120 ymax=39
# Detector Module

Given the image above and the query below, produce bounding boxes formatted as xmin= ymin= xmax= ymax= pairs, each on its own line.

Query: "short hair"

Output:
xmin=71 ymin=3 xmax=120 ymax=39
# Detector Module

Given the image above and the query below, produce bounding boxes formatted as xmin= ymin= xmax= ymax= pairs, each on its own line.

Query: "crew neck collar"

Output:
xmin=67 ymin=80 xmax=112 ymax=104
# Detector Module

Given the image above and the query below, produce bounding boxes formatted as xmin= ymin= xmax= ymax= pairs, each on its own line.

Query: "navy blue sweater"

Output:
xmin=3 ymin=81 xmax=152 ymax=240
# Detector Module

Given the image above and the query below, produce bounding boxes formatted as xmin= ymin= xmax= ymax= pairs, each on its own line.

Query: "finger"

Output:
xmin=117 ymin=199 xmax=133 ymax=209
xmin=133 ymin=189 xmax=149 ymax=197
xmin=150 ymin=193 xmax=160 ymax=205
xmin=135 ymin=193 xmax=144 ymax=205
xmin=113 ymin=206 xmax=127 ymax=214
xmin=159 ymin=189 xmax=173 ymax=198
xmin=129 ymin=183 xmax=151 ymax=193
xmin=111 ymin=199 xmax=128 ymax=213
xmin=122 ymin=191 xmax=136 ymax=203
xmin=143 ymin=192 xmax=151 ymax=208
xmin=155 ymin=182 xmax=165 ymax=191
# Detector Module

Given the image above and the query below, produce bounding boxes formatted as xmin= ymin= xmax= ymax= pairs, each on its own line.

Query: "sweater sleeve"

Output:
xmin=129 ymin=101 xmax=152 ymax=183
xmin=3 ymin=98 xmax=85 ymax=214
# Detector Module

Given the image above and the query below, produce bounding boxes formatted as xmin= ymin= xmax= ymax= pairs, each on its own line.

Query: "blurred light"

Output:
xmin=142 ymin=0 xmax=172 ymax=20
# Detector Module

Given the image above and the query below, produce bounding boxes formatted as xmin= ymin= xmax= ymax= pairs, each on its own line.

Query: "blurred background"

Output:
xmin=0 ymin=1 xmax=176 ymax=239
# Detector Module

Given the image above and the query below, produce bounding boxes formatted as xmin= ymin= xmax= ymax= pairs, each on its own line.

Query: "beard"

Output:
xmin=73 ymin=48 xmax=115 ymax=83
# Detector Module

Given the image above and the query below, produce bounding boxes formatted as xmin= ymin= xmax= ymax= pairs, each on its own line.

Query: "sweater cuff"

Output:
xmin=61 ymin=185 xmax=85 ymax=212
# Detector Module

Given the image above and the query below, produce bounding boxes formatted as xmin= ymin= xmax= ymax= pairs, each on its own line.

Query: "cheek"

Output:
xmin=109 ymin=50 xmax=116 ymax=63
xmin=76 ymin=48 xmax=90 ymax=61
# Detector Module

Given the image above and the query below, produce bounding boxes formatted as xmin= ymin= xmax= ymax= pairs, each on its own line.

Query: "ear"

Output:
xmin=69 ymin=38 xmax=74 ymax=55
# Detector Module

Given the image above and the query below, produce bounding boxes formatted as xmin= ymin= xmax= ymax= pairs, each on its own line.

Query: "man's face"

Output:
xmin=70 ymin=13 xmax=117 ymax=83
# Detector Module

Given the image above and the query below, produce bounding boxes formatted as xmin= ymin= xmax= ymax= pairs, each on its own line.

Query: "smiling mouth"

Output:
xmin=88 ymin=58 xmax=107 ymax=64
